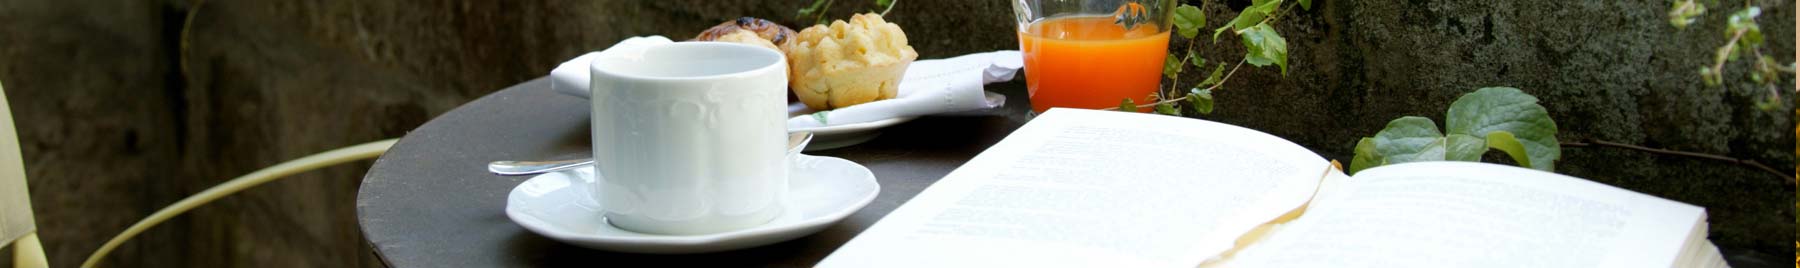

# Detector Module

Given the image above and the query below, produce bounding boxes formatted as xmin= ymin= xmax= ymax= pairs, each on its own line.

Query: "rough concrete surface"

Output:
xmin=0 ymin=0 xmax=1791 ymax=267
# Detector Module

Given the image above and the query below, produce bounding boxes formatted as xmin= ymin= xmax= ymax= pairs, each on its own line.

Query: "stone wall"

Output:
xmin=0 ymin=0 xmax=1791 ymax=267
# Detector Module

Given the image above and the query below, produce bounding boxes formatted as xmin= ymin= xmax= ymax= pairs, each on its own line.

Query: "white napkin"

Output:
xmin=550 ymin=36 xmax=1022 ymax=129
xmin=550 ymin=36 xmax=674 ymax=97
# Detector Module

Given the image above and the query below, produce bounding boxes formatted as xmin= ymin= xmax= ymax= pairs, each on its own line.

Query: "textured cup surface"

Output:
xmin=589 ymin=42 xmax=789 ymax=235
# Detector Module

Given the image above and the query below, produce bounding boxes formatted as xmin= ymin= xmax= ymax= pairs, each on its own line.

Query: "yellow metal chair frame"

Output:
xmin=0 ymin=80 xmax=400 ymax=267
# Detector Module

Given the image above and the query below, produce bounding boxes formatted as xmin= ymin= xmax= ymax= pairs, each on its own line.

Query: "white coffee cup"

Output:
xmin=588 ymin=42 xmax=789 ymax=235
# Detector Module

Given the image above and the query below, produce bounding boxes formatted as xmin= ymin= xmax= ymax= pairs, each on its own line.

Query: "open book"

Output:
xmin=817 ymin=108 xmax=1725 ymax=268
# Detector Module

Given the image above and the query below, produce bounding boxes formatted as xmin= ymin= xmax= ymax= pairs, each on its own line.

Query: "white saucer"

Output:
xmin=504 ymin=154 xmax=880 ymax=254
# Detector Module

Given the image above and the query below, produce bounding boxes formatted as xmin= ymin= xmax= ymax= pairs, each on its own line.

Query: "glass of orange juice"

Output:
xmin=1013 ymin=0 xmax=1176 ymax=113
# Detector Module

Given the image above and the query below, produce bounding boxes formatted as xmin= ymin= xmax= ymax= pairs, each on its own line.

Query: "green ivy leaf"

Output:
xmin=1187 ymin=88 xmax=1214 ymax=114
xmin=1740 ymin=24 xmax=1764 ymax=47
xmin=1240 ymin=0 xmax=1282 ymax=29
xmin=1444 ymin=87 xmax=1560 ymax=171
xmin=1718 ymin=42 xmax=1740 ymax=62
xmin=1240 ymin=23 xmax=1289 ymax=75
xmin=1700 ymin=67 xmax=1722 ymax=86
xmin=1667 ymin=0 xmax=1705 ymax=29
xmin=1172 ymin=4 xmax=1206 ymax=39
xmin=1348 ymin=137 xmax=1383 ymax=175
xmin=1725 ymin=8 xmax=1763 ymax=65
xmin=1190 ymin=54 xmax=1206 ymax=68
xmin=1373 ymin=116 xmax=1448 ymax=164
xmin=1199 ymin=63 xmax=1225 ymax=87
xmin=1163 ymin=56 xmax=1182 ymax=79
xmin=1212 ymin=25 xmax=1232 ymax=41
xmin=1213 ymin=0 xmax=1280 ymax=41
xmin=1352 ymin=88 xmax=1561 ymax=172
xmin=1753 ymin=55 xmax=1780 ymax=85
xmin=1726 ymin=7 xmax=1761 ymax=34
xmin=1753 ymin=95 xmax=1782 ymax=111
xmin=1119 ymin=98 xmax=1137 ymax=112
xmin=1155 ymin=102 xmax=1182 ymax=116
xmin=1444 ymin=134 xmax=1486 ymax=161
xmin=1483 ymin=130 xmax=1531 ymax=167
xmin=1299 ymin=0 xmax=1312 ymax=11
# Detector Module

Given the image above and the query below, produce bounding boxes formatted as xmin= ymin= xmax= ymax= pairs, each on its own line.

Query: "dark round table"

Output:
xmin=356 ymin=77 xmax=1033 ymax=267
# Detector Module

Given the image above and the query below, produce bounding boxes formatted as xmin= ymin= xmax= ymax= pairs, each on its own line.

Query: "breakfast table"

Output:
xmin=355 ymin=77 xmax=1032 ymax=267
xmin=355 ymin=76 xmax=1779 ymax=267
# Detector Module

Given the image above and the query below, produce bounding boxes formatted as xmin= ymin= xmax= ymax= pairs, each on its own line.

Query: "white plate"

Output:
xmin=504 ymin=155 xmax=880 ymax=254
xmin=790 ymin=116 xmax=918 ymax=151
xmin=788 ymin=103 xmax=919 ymax=152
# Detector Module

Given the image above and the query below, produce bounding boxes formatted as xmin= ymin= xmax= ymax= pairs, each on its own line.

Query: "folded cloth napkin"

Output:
xmin=549 ymin=36 xmax=1022 ymax=129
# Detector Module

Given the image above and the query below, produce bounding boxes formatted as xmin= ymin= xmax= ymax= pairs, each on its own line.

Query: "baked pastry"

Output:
xmin=787 ymin=13 xmax=919 ymax=110
xmin=709 ymin=29 xmax=782 ymax=52
xmin=694 ymin=17 xmax=798 ymax=51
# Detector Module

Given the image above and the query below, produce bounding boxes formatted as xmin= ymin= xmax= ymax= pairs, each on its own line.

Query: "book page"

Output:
xmin=818 ymin=108 xmax=1331 ymax=268
xmin=1218 ymin=162 xmax=1706 ymax=268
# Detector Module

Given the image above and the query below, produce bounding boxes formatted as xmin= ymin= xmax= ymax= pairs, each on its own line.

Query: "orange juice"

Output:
xmin=1019 ymin=15 xmax=1171 ymax=113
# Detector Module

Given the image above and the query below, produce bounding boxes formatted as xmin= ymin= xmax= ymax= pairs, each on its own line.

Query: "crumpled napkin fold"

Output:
xmin=549 ymin=36 xmax=1022 ymax=129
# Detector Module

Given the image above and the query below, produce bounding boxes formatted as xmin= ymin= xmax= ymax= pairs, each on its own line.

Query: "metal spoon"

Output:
xmin=487 ymin=132 xmax=815 ymax=176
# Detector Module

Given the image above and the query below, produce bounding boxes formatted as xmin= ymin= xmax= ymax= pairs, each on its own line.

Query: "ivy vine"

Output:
xmin=1107 ymin=0 xmax=1308 ymax=117
xmin=1100 ymin=2 xmax=1792 ymax=183
xmin=797 ymin=0 xmax=898 ymax=25
xmin=1349 ymin=87 xmax=1561 ymax=174
xmin=1668 ymin=0 xmax=1795 ymax=111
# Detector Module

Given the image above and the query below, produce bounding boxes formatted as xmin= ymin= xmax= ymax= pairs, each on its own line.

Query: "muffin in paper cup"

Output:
xmin=787 ymin=13 xmax=919 ymax=110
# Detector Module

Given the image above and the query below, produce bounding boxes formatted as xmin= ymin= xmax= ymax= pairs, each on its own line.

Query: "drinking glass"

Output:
xmin=1012 ymin=0 xmax=1177 ymax=113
